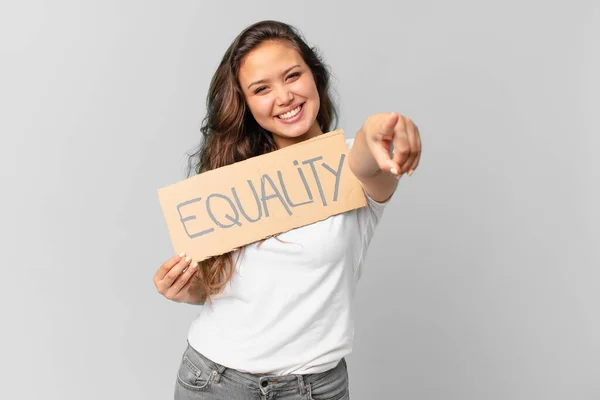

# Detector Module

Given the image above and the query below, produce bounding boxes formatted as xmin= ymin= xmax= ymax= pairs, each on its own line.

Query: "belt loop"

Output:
xmin=212 ymin=364 xmax=226 ymax=383
xmin=297 ymin=375 xmax=305 ymax=394
xmin=299 ymin=375 xmax=311 ymax=396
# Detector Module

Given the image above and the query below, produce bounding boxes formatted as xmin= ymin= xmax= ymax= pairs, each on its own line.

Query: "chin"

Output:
xmin=278 ymin=124 xmax=312 ymax=138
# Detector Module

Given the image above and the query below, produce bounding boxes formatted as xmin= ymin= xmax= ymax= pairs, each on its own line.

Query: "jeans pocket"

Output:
xmin=308 ymin=359 xmax=349 ymax=400
xmin=176 ymin=354 xmax=215 ymax=392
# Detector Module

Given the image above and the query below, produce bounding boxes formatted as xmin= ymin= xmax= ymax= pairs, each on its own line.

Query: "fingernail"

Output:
xmin=185 ymin=255 xmax=191 ymax=263
xmin=179 ymin=252 xmax=186 ymax=257
xmin=408 ymin=169 xmax=414 ymax=176
xmin=390 ymin=167 xmax=398 ymax=175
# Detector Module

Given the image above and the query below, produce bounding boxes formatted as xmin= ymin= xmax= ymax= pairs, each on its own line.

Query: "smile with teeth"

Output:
xmin=277 ymin=104 xmax=303 ymax=120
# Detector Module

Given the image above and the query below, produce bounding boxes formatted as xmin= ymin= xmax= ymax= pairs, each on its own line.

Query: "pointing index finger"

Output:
xmin=390 ymin=115 xmax=409 ymax=167
xmin=381 ymin=112 xmax=399 ymax=138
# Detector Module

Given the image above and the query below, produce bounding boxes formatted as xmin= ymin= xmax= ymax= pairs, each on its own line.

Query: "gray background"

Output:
xmin=1 ymin=0 xmax=598 ymax=399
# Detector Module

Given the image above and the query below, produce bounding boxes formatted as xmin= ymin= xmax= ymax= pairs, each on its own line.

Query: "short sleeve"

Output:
xmin=345 ymin=137 xmax=393 ymax=279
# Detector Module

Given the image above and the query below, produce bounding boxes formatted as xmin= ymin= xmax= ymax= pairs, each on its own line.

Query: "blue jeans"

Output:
xmin=174 ymin=343 xmax=350 ymax=399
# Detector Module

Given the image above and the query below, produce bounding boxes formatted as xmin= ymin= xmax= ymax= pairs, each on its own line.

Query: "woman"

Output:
xmin=154 ymin=20 xmax=421 ymax=399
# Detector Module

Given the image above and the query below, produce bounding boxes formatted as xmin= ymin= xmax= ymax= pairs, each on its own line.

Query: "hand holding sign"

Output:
xmin=362 ymin=112 xmax=422 ymax=178
xmin=153 ymin=253 xmax=205 ymax=304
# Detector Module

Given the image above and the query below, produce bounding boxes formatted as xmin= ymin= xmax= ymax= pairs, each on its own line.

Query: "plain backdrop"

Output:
xmin=1 ymin=0 xmax=598 ymax=399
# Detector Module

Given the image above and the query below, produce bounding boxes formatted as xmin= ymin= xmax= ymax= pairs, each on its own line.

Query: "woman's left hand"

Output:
xmin=361 ymin=112 xmax=422 ymax=178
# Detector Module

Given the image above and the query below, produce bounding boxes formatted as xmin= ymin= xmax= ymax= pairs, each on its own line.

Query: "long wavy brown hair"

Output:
xmin=186 ymin=20 xmax=338 ymax=303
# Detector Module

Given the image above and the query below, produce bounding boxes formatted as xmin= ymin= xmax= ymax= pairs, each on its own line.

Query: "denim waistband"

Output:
xmin=184 ymin=342 xmax=345 ymax=395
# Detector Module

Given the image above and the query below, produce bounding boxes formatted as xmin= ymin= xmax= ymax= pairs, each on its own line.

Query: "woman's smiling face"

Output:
xmin=238 ymin=40 xmax=323 ymax=149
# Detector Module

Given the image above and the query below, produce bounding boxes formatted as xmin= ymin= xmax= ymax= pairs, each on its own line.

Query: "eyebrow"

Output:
xmin=247 ymin=65 xmax=301 ymax=89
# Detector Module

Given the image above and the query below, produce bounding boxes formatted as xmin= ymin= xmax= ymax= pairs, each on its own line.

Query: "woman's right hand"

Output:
xmin=153 ymin=253 xmax=206 ymax=305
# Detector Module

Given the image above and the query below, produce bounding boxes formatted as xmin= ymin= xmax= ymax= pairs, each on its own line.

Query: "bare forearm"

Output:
xmin=348 ymin=126 xmax=399 ymax=203
xmin=348 ymin=127 xmax=381 ymax=180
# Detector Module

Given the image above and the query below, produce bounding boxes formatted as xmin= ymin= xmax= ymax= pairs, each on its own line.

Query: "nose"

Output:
xmin=275 ymin=87 xmax=293 ymax=106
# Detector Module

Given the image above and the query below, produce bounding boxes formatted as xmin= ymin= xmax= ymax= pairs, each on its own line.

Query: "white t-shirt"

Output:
xmin=187 ymin=137 xmax=392 ymax=375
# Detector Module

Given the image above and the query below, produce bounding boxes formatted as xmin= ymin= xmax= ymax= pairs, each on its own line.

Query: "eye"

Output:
xmin=287 ymin=72 xmax=301 ymax=80
xmin=254 ymin=86 xmax=267 ymax=94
